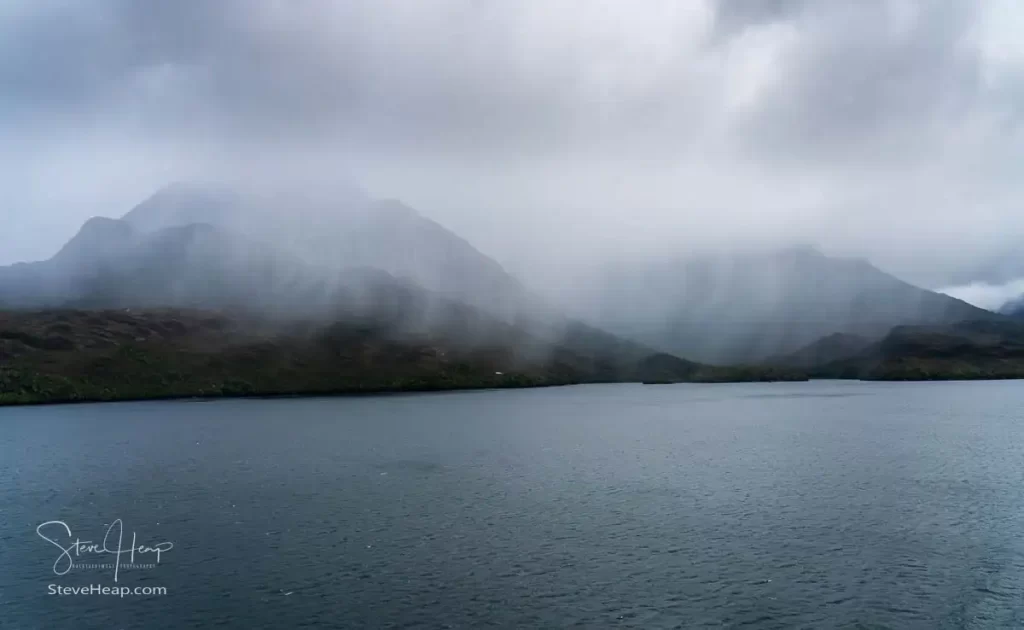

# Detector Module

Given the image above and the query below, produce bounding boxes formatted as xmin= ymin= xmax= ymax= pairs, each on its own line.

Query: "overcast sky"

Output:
xmin=3 ymin=0 xmax=1024 ymax=299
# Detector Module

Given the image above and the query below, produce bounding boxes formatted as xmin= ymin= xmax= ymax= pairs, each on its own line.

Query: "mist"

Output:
xmin=937 ymin=280 xmax=1024 ymax=312
xmin=4 ymin=1 xmax=1024 ymax=300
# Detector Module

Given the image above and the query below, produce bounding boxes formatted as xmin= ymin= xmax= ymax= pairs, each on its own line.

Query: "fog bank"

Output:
xmin=4 ymin=1 xmax=1024 ymax=292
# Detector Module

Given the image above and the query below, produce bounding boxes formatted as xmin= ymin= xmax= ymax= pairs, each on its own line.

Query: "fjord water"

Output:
xmin=2 ymin=382 xmax=1024 ymax=629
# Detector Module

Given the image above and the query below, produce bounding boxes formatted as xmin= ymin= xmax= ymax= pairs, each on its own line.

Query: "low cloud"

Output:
xmin=3 ymin=1 xmax=1024 ymax=291
xmin=937 ymin=280 xmax=1024 ymax=311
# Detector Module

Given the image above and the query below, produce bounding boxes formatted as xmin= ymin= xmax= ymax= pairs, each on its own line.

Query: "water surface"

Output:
xmin=2 ymin=380 xmax=1024 ymax=628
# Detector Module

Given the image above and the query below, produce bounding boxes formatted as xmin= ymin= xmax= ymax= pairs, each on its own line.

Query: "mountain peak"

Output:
xmin=80 ymin=215 xmax=134 ymax=236
xmin=53 ymin=217 xmax=136 ymax=264
xmin=371 ymin=199 xmax=420 ymax=222
xmin=122 ymin=182 xmax=242 ymax=233
xmin=781 ymin=244 xmax=825 ymax=258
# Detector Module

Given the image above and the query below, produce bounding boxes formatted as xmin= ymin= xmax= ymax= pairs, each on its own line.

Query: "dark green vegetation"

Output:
xmin=643 ymin=364 xmax=808 ymax=384
xmin=688 ymin=365 xmax=809 ymax=383
xmin=803 ymin=320 xmax=1024 ymax=381
xmin=0 ymin=309 xmax=805 ymax=406
xmin=0 ymin=309 xmax=566 ymax=406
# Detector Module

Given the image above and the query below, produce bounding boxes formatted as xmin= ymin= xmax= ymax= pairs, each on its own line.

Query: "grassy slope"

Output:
xmin=0 ymin=309 xmax=570 ymax=406
xmin=0 ymin=309 xmax=806 ymax=406
xmin=811 ymin=320 xmax=1024 ymax=381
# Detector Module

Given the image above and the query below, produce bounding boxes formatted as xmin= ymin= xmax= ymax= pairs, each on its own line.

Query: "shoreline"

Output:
xmin=0 ymin=379 xmax=587 ymax=409
xmin=6 ymin=374 xmax=1024 ymax=409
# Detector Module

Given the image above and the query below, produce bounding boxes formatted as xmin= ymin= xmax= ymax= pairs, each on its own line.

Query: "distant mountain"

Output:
xmin=999 ymin=296 xmax=1024 ymax=318
xmin=4 ymin=215 xmax=805 ymax=394
xmin=0 ymin=304 xmax=810 ymax=406
xmin=111 ymin=182 xmax=727 ymax=367
xmin=813 ymin=320 xmax=1024 ymax=380
xmin=119 ymin=182 xmax=539 ymax=322
xmin=0 ymin=308 xmax=613 ymax=405
xmin=0 ymin=217 xmax=325 ymax=313
xmin=766 ymin=333 xmax=873 ymax=370
xmin=13 ymin=182 xmax=1000 ymax=385
xmin=0 ymin=215 xmax=543 ymax=336
xmin=563 ymin=246 xmax=1003 ymax=365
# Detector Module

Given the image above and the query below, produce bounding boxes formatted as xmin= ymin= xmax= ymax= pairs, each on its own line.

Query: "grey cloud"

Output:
xmin=740 ymin=1 xmax=991 ymax=165
xmin=4 ymin=1 xmax=1003 ymax=159
xmin=3 ymin=0 xmax=1024 ymax=294
xmin=1 ymin=1 xmax=590 ymax=153
xmin=711 ymin=0 xmax=808 ymax=37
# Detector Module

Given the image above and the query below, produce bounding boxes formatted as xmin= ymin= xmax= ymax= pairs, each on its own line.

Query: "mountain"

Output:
xmin=0 ymin=217 xmax=325 ymax=313
xmin=119 ymin=182 xmax=539 ymax=322
xmin=812 ymin=320 xmax=1024 ymax=380
xmin=0 ymin=304 xmax=794 ymax=406
xmin=0 ymin=215 xmax=548 ymax=339
xmin=0 ymin=213 xmax=810 ymax=404
xmin=999 ymin=296 xmax=1024 ymax=318
xmin=562 ymin=246 xmax=1003 ymax=365
xmin=0 ymin=214 xmax=699 ymax=374
xmin=97 ymin=182 xmax=749 ymax=370
xmin=0 ymin=308 xmax=589 ymax=405
xmin=767 ymin=333 xmax=873 ymax=369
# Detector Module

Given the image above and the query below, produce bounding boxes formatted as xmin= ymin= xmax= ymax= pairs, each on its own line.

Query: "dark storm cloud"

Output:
xmin=2 ymin=1 xmax=357 ymax=140
xmin=2 ymin=1 xmax=1007 ymax=160
xmin=1 ymin=0 xmax=590 ymax=155
xmin=2 ymin=2 xmax=220 ymax=112
xmin=3 ymin=0 xmax=1024 ymax=298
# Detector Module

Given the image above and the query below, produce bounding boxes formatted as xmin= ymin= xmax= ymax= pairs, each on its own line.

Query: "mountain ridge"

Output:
xmin=562 ymin=246 xmax=1002 ymax=364
xmin=0 ymin=211 xmax=811 ymax=404
xmin=119 ymin=183 xmax=542 ymax=323
xmin=1 ymin=181 xmax=1014 ymax=395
